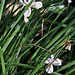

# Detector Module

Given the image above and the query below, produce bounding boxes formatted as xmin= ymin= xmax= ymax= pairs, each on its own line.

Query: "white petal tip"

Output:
xmin=68 ymin=0 xmax=72 ymax=4
xmin=39 ymin=2 xmax=43 ymax=8
xmin=24 ymin=17 xmax=29 ymax=23
xmin=19 ymin=0 xmax=26 ymax=6
xmin=34 ymin=2 xmax=43 ymax=9
xmin=45 ymin=60 xmax=49 ymax=64
xmin=51 ymin=54 xmax=54 ymax=59
xmin=59 ymin=5 xmax=65 ymax=9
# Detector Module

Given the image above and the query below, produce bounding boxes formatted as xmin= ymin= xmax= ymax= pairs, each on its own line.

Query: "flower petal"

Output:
xmin=45 ymin=58 xmax=51 ymax=64
xmin=33 ymin=0 xmax=35 ymax=3
xmin=24 ymin=7 xmax=31 ymax=17
xmin=68 ymin=0 xmax=72 ymax=4
xmin=19 ymin=0 xmax=26 ymax=6
xmin=65 ymin=43 xmax=71 ymax=51
xmin=28 ymin=0 xmax=35 ymax=3
xmin=28 ymin=0 xmax=31 ymax=3
xmin=46 ymin=65 xmax=53 ymax=74
xmin=24 ymin=0 xmax=29 ymax=4
xmin=52 ymin=58 xmax=61 ymax=66
xmin=24 ymin=17 xmax=29 ymax=23
xmin=50 ymin=54 xmax=54 ymax=60
xmin=32 ymin=2 xmax=43 ymax=9
xmin=59 ymin=5 xmax=65 ymax=9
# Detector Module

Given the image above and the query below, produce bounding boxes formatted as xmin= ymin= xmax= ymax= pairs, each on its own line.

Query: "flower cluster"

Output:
xmin=45 ymin=54 xmax=62 ymax=74
xmin=19 ymin=0 xmax=43 ymax=23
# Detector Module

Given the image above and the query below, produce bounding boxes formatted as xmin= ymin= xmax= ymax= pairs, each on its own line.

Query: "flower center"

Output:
xmin=49 ymin=65 xmax=51 ymax=68
xmin=24 ymin=2 xmax=29 ymax=10
xmin=24 ymin=1 xmax=36 ymax=10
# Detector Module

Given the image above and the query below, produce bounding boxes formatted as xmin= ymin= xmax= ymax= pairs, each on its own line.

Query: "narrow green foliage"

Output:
xmin=0 ymin=0 xmax=75 ymax=75
xmin=0 ymin=47 xmax=5 ymax=75
xmin=56 ymin=60 xmax=75 ymax=72
xmin=0 ymin=0 xmax=5 ymax=20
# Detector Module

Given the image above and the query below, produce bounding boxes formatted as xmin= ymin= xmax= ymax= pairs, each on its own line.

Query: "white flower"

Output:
xmin=61 ymin=40 xmax=71 ymax=51
xmin=68 ymin=0 xmax=72 ymax=4
xmin=19 ymin=0 xmax=43 ymax=22
xmin=45 ymin=54 xmax=61 ymax=74
xmin=59 ymin=5 xmax=65 ymax=9
xmin=65 ymin=41 xmax=71 ymax=51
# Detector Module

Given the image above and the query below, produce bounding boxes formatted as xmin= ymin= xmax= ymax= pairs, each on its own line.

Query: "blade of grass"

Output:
xmin=51 ymin=72 xmax=62 ymax=75
xmin=65 ymin=68 xmax=75 ymax=75
xmin=3 ymin=0 xmax=34 ymax=40
xmin=2 ymin=25 xmax=21 ymax=53
xmin=30 ymin=19 xmax=75 ymax=75
xmin=46 ymin=19 xmax=75 ymax=50
xmin=0 ymin=0 xmax=5 ymax=20
xmin=56 ymin=60 xmax=75 ymax=72
xmin=0 ymin=63 xmax=44 ymax=71
xmin=0 ymin=47 xmax=6 ymax=75
xmin=48 ymin=4 xmax=69 ymax=31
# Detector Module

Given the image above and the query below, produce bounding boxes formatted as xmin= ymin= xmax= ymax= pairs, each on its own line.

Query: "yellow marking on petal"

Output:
xmin=24 ymin=2 xmax=29 ymax=10
xmin=49 ymin=65 xmax=51 ymax=68
xmin=27 ymin=8 xmax=29 ymax=10
xmin=32 ymin=3 xmax=36 ymax=5
xmin=24 ymin=2 xmax=27 ymax=5
xmin=47 ymin=60 xmax=50 ymax=63
xmin=30 ymin=3 xmax=36 ymax=7
xmin=54 ymin=61 xmax=58 ymax=62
